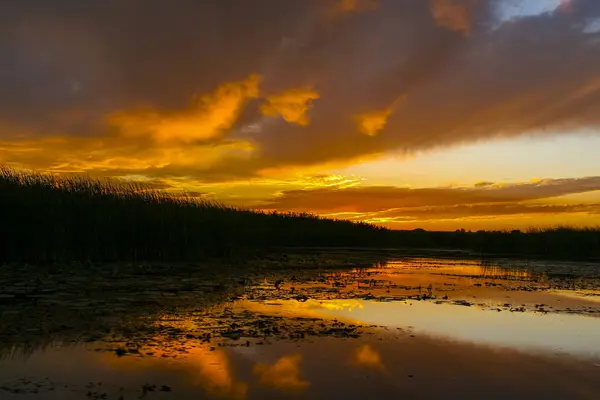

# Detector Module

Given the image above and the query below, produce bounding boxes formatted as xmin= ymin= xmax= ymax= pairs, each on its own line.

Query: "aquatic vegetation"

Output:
xmin=2 ymin=167 xmax=600 ymax=264
xmin=0 ymin=167 xmax=387 ymax=264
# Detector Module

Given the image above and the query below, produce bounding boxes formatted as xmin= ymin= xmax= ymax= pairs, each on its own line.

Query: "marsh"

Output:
xmin=1 ymin=252 xmax=599 ymax=399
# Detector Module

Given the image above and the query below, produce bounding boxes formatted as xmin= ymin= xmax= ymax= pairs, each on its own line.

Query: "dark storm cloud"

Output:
xmin=1 ymin=0 xmax=599 ymax=180
xmin=0 ymin=0 xmax=321 ymax=135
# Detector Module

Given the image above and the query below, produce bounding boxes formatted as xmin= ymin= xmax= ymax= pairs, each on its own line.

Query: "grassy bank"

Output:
xmin=0 ymin=168 xmax=388 ymax=264
xmin=1 ymin=168 xmax=599 ymax=264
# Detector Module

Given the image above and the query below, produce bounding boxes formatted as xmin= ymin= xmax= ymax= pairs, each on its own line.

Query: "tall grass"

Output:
xmin=0 ymin=168 xmax=388 ymax=264
xmin=2 ymin=167 xmax=600 ymax=264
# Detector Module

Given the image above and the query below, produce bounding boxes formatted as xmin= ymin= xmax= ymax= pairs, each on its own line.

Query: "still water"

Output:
xmin=1 ymin=255 xmax=600 ymax=399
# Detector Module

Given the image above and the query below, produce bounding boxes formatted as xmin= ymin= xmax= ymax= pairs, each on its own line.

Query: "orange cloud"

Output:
xmin=358 ymin=203 xmax=600 ymax=223
xmin=261 ymin=87 xmax=320 ymax=126
xmin=335 ymin=0 xmax=379 ymax=14
xmin=0 ymin=134 xmax=255 ymax=174
xmin=0 ymin=76 xmax=262 ymax=176
xmin=429 ymin=0 xmax=473 ymax=35
xmin=355 ymin=97 xmax=405 ymax=136
xmin=253 ymin=354 xmax=310 ymax=391
xmin=251 ymin=177 xmax=600 ymax=225
xmin=355 ymin=108 xmax=392 ymax=136
xmin=108 ymin=75 xmax=261 ymax=143
xmin=3 ymin=0 xmax=600 ymax=196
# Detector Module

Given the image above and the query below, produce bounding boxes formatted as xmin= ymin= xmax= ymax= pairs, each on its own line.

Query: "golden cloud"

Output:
xmin=3 ymin=0 xmax=600 ymax=199
xmin=0 ymin=134 xmax=255 ymax=174
xmin=253 ymin=354 xmax=310 ymax=391
xmin=354 ymin=94 xmax=407 ymax=136
xmin=0 ymin=76 xmax=261 ymax=176
xmin=335 ymin=0 xmax=379 ymax=14
xmin=108 ymin=75 xmax=261 ymax=143
xmin=355 ymin=108 xmax=392 ymax=136
xmin=357 ymin=203 xmax=600 ymax=223
xmin=252 ymin=177 xmax=600 ymax=220
xmin=429 ymin=0 xmax=474 ymax=35
xmin=355 ymin=96 xmax=405 ymax=136
xmin=261 ymin=87 xmax=320 ymax=126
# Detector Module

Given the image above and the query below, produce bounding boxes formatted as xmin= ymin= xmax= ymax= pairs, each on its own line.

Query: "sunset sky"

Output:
xmin=2 ymin=0 xmax=600 ymax=230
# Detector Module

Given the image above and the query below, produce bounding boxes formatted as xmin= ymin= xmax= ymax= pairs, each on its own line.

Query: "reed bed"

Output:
xmin=2 ymin=167 xmax=599 ymax=264
xmin=0 ymin=168 xmax=388 ymax=264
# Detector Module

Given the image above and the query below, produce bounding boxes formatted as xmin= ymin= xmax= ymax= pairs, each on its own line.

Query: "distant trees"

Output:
xmin=390 ymin=227 xmax=600 ymax=260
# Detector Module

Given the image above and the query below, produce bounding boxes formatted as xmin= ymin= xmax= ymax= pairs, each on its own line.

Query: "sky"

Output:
xmin=1 ymin=0 xmax=600 ymax=231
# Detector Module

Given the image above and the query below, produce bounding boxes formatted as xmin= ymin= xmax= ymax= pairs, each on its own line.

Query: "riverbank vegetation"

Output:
xmin=0 ymin=168 xmax=387 ymax=264
xmin=1 ymin=168 xmax=599 ymax=264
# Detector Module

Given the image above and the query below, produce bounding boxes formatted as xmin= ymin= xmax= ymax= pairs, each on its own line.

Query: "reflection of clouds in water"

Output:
xmin=353 ymin=344 xmax=385 ymax=370
xmin=101 ymin=347 xmax=248 ymax=400
xmin=316 ymin=300 xmax=365 ymax=312
xmin=102 ymin=345 xmax=247 ymax=400
xmin=316 ymin=300 xmax=600 ymax=360
xmin=188 ymin=347 xmax=248 ymax=400
xmin=253 ymin=353 xmax=309 ymax=392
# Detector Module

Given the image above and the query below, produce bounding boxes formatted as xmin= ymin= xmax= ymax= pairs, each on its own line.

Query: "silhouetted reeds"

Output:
xmin=0 ymin=168 xmax=388 ymax=264
xmin=2 ymin=167 xmax=599 ymax=264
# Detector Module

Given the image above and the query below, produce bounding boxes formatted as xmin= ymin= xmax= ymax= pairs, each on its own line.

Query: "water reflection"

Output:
xmin=2 ymin=254 xmax=600 ymax=399
xmin=185 ymin=347 xmax=248 ymax=399
xmin=1 ymin=337 xmax=599 ymax=399
xmin=352 ymin=344 xmax=385 ymax=370
xmin=286 ymin=298 xmax=600 ymax=360
xmin=253 ymin=353 xmax=309 ymax=392
xmin=99 ymin=344 xmax=249 ymax=399
xmin=371 ymin=257 xmax=535 ymax=279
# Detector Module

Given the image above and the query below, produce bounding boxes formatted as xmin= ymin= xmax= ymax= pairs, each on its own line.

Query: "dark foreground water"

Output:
xmin=1 ymin=254 xmax=600 ymax=399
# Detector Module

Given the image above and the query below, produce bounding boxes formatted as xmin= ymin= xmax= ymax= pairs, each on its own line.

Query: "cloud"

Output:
xmin=355 ymin=96 xmax=405 ymax=136
xmin=334 ymin=0 xmax=379 ymax=14
xmin=355 ymin=107 xmax=393 ymax=136
xmin=429 ymin=0 xmax=474 ymax=35
xmin=357 ymin=203 xmax=600 ymax=223
xmin=253 ymin=177 xmax=600 ymax=213
xmin=108 ymin=75 xmax=261 ymax=143
xmin=0 ymin=132 xmax=255 ymax=175
xmin=1 ymin=0 xmax=600 ymax=183
xmin=260 ymin=87 xmax=320 ymax=126
xmin=248 ymin=177 xmax=600 ymax=227
xmin=0 ymin=75 xmax=261 ymax=175
xmin=474 ymin=181 xmax=495 ymax=187
xmin=253 ymin=354 xmax=310 ymax=391
xmin=559 ymin=0 xmax=575 ymax=13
